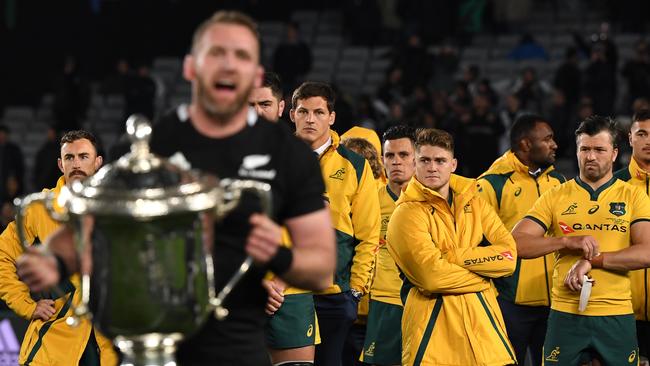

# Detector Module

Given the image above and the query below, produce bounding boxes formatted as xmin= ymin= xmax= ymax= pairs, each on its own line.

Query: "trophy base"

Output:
xmin=115 ymin=333 xmax=183 ymax=366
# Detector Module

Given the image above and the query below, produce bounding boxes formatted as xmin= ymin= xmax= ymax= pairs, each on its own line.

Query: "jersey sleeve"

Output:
xmin=476 ymin=178 xmax=499 ymax=210
xmin=523 ymin=188 xmax=556 ymax=232
xmin=0 ymin=208 xmax=39 ymax=320
xmin=279 ymin=134 xmax=326 ymax=219
xmin=631 ymin=188 xmax=650 ymax=225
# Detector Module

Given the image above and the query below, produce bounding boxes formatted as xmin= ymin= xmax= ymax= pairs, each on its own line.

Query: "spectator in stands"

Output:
xmin=547 ymin=90 xmax=574 ymax=159
xmin=508 ymin=33 xmax=549 ymax=61
xmin=354 ymin=95 xmax=379 ymax=130
xmin=377 ymin=67 xmax=406 ymax=106
xmin=344 ymin=0 xmax=382 ymax=45
xmin=430 ymin=41 xmax=460 ymax=91
xmin=462 ymin=63 xmax=481 ymax=97
xmin=553 ymin=47 xmax=582 ymax=109
xmin=633 ymin=98 xmax=650 ymax=115
xmin=32 ymin=127 xmax=60 ymax=191
xmin=272 ymin=22 xmax=312 ymax=93
xmin=0 ymin=125 xmax=24 ymax=204
xmin=584 ymin=42 xmax=617 ymax=116
xmin=390 ymin=33 xmax=433 ymax=95
xmin=478 ymin=78 xmax=499 ymax=107
xmin=431 ymin=91 xmax=458 ymax=139
xmin=124 ymin=63 xmax=157 ymax=121
xmin=448 ymin=80 xmax=473 ymax=116
xmin=101 ymin=58 xmax=131 ymax=96
xmin=499 ymin=94 xmax=527 ymax=153
xmin=460 ymin=94 xmax=503 ymax=177
xmin=622 ymin=40 xmax=650 ymax=112
xmin=512 ymin=66 xmax=551 ymax=113
xmin=52 ymin=56 xmax=89 ymax=132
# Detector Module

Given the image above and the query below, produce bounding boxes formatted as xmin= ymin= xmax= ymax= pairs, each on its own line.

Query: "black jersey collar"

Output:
xmin=575 ymin=175 xmax=618 ymax=201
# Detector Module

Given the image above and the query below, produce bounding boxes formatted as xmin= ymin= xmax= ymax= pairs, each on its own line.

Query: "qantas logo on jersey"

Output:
xmin=238 ymin=154 xmax=276 ymax=180
xmin=464 ymin=253 xmax=511 ymax=266
xmin=558 ymin=221 xmax=574 ymax=234
xmin=560 ymin=221 xmax=627 ymax=233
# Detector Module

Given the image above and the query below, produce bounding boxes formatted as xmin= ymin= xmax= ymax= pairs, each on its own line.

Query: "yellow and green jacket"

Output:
xmin=387 ymin=175 xmax=517 ymax=366
xmin=0 ymin=177 xmax=117 ymax=366
xmin=318 ymin=130 xmax=380 ymax=296
xmin=369 ymin=183 xmax=402 ymax=306
xmin=477 ymin=150 xmax=565 ymax=307
xmin=615 ymin=157 xmax=650 ymax=321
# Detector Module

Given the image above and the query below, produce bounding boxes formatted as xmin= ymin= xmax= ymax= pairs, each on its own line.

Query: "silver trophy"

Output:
xmin=15 ymin=115 xmax=270 ymax=365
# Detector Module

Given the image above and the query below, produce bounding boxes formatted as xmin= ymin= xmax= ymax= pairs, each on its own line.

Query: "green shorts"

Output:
xmin=360 ymin=300 xmax=402 ymax=365
xmin=265 ymin=293 xmax=317 ymax=349
xmin=543 ymin=309 xmax=639 ymax=365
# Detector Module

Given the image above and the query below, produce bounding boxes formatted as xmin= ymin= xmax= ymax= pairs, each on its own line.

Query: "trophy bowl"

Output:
xmin=15 ymin=115 xmax=270 ymax=365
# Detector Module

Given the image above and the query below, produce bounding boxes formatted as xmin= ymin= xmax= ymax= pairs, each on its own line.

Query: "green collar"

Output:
xmin=386 ymin=185 xmax=399 ymax=202
xmin=575 ymin=176 xmax=618 ymax=201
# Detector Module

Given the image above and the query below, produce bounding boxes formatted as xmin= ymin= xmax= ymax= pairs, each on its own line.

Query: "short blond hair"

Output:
xmin=190 ymin=10 xmax=260 ymax=55
xmin=415 ymin=128 xmax=454 ymax=155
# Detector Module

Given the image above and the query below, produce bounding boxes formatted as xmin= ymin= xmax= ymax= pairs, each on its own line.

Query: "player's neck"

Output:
xmin=579 ymin=171 xmax=614 ymax=191
xmin=188 ymin=103 xmax=248 ymax=139
xmin=388 ymin=180 xmax=406 ymax=197
xmin=633 ymin=155 xmax=650 ymax=173
xmin=514 ymin=150 xmax=539 ymax=172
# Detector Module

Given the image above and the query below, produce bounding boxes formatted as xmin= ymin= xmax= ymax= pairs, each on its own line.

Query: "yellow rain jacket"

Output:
xmin=615 ymin=157 xmax=650 ymax=321
xmin=318 ymin=130 xmax=380 ymax=296
xmin=387 ymin=175 xmax=517 ymax=366
xmin=0 ymin=177 xmax=117 ymax=366
xmin=477 ymin=150 xmax=565 ymax=306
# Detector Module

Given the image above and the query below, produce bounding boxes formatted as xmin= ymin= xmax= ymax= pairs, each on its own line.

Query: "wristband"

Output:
xmin=268 ymin=246 xmax=293 ymax=276
xmin=53 ymin=254 xmax=69 ymax=284
xmin=589 ymin=253 xmax=604 ymax=269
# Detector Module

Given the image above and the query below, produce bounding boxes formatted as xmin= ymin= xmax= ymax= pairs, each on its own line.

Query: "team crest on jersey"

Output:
xmin=329 ymin=168 xmax=346 ymax=180
xmin=609 ymin=202 xmax=626 ymax=216
xmin=588 ymin=205 xmax=599 ymax=214
xmin=561 ymin=203 xmax=578 ymax=215
xmin=558 ymin=221 xmax=574 ymax=234
xmin=545 ymin=347 xmax=560 ymax=362
xmin=364 ymin=342 xmax=375 ymax=357
xmin=514 ymin=187 xmax=522 ymax=196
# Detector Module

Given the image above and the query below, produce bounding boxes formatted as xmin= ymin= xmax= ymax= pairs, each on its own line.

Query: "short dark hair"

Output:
xmin=510 ymin=114 xmax=547 ymax=151
xmin=291 ymin=82 xmax=336 ymax=113
xmin=60 ymin=130 xmax=100 ymax=153
xmin=191 ymin=11 xmax=260 ymax=55
xmin=575 ymin=115 xmax=620 ymax=147
xmin=262 ymin=72 xmax=283 ymax=101
xmin=383 ymin=125 xmax=416 ymax=143
xmin=415 ymin=128 xmax=454 ymax=154
xmin=633 ymin=109 xmax=650 ymax=124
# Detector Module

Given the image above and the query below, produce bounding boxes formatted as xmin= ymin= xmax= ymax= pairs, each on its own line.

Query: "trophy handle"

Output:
xmin=207 ymin=179 xmax=272 ymax=319
xmin=13 ymin=191 xmax=88 ymax=327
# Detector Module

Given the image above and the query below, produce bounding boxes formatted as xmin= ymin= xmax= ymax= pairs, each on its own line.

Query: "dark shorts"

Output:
xmin=360 ymin=300 xmax=402 ymax=365
xmin=543 ymin=309 xmax=638 ymax=365
xmin=265 ymin=293 xmax=317 ymax=349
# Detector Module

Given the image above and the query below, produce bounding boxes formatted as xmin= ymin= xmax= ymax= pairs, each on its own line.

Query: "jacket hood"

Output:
xmin=398 ymin=174 xmax=477 ymax=208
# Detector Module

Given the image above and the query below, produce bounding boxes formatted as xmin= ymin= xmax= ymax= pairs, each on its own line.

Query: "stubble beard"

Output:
xmin=196 ymin=76 xmax=254 ymax=125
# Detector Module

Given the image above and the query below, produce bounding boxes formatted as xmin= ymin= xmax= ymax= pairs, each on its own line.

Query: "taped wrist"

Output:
xmin=269 ymin=246 xmax=293 ymax=276
xmin=589 ymin=253 xmax=604 ymax=268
